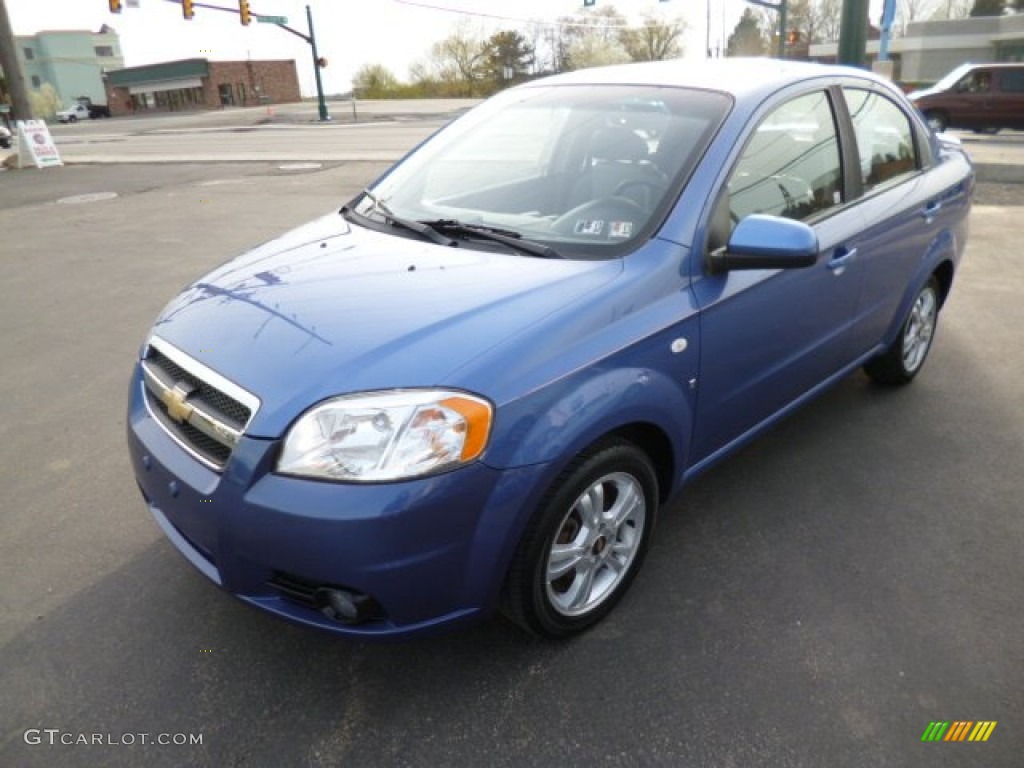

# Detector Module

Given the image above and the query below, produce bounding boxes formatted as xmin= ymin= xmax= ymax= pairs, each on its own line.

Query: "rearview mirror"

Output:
xmin=707 ymin=214 xmax=818 ymax=273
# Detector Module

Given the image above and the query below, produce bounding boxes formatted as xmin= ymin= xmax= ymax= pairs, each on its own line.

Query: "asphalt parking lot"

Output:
xmin=1 ymin=161 xmax=1021 ymax=767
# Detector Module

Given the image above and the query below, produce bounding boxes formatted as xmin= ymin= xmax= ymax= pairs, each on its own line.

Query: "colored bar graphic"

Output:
xmin=969 ymin=722 xmax=997 ymax=742
xmin=945 ymin=721 xmax=972 ymax=741
xmin=921 ymin=721 xmax=996 ymax=742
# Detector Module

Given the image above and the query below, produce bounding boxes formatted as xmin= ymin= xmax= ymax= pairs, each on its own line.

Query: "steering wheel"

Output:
xmin=613 ymin=179 xmax=669 ymax=210
xmin=552 ymin=197 xmax=647 ymax=238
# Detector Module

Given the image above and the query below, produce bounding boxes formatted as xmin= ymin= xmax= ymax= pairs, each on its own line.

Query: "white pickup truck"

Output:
xmin=56 ymin=104 xmax=91 ymax=123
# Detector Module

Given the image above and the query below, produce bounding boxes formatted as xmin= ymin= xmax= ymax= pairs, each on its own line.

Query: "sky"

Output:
xmin=6 ymin=1 xmax=888 ymax=97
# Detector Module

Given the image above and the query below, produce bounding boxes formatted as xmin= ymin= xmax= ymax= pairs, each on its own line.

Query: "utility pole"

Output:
xmin=0 ymin=0 xmax=33 ymax=120
xmin=837 ymin=0 xmax=869 ymax=67
xmin=306 ymin=4 xmax=329 ymax=121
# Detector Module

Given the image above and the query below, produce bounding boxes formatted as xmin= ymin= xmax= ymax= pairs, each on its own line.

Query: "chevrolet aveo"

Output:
xmin=127 ymin=60 xmax=973 ymax=639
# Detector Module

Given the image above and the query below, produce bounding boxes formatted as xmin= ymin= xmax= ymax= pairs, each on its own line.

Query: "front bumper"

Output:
xmin=127 ymin=364 xmax=548 ymax=638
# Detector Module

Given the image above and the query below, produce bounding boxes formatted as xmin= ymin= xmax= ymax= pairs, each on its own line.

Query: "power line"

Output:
xmin=391 ymin=0 xmax=654 ymax=30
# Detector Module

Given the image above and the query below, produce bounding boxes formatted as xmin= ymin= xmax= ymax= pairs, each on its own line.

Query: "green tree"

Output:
xmin=352 ymin=63 xmax=399 ymax=98
xmin=482 ymin=30 xmax=535 ymax=88
xmin=969 ymin=0 xmax=1006 ymax=15
xmin=727 ymin=9 xmax=768 ymax=57
xmin=618 ymin=11 xmax=686 ymax=61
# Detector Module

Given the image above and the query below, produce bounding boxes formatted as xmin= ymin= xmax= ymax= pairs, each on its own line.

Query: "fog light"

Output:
xmin=315 ymin=587 xmax=378 ymax=624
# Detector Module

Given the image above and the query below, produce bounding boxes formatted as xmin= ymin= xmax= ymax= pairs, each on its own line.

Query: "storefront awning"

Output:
xmin=129 ymin=77 xmax=203 ymax=95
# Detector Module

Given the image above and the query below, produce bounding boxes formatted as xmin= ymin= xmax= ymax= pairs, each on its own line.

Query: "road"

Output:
xmin=0 ymin=115 xmax=1022 ymax=767
xmin=32 ymin=99 xmax=478 ymax=164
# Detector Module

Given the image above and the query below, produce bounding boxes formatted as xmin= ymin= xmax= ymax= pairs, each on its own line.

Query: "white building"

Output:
xmin=810 ymin=14 xmax=1024 ymax=84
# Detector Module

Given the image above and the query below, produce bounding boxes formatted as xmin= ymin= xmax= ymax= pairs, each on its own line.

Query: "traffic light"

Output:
xmin=239 ymin=0 xmax=251 ymax=25
xmin=182 ymin=0 xmax=194 ymax=20
xmin=583 ymin=0 xmax=596 ymax=6
xmin=108 ymin=0 xmax=122 ymax=13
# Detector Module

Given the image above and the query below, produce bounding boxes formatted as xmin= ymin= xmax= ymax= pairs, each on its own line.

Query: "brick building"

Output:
xmin=104 ymin=58 xmax=300 ymax=116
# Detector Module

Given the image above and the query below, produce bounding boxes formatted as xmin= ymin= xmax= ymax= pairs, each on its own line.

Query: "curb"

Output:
xmin=973 ymin=162 xmax=1024 ymax=184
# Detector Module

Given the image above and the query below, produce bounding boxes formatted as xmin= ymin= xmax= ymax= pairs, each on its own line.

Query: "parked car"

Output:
xmin=909 ymin=62 xmax=1024 ymax=133
xmin=127 ymin=59 xmax=973 ymax=639
xmin=56 ymin=103 xmax=90 ymax=123
xmin=0 ymin=124 xmax=11 ymax=149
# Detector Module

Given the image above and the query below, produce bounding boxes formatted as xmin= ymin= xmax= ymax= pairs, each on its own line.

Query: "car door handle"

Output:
xmin=921 ymin=201 xmax=942 ymax=223
xmin=827 ymin=247 xmax=857 ymax=274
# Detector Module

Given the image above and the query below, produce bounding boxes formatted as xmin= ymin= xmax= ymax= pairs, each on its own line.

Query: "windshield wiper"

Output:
xmin=420 ymin=219 xmax=562 ymax=259
xmin=341 ymin=190 xmax=456 ymax=247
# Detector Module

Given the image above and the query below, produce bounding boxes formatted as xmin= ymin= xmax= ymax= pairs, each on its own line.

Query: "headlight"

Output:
xmin=277 ymin=390 xmax=493 ymax=482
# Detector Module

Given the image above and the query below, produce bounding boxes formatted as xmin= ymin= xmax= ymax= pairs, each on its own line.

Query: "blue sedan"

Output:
xmin=127 ymin=59 xmax=973 ymax=638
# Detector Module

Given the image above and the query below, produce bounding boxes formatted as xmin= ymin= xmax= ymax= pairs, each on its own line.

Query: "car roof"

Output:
xmin=527 ymin=57 xmax=887 ymax=101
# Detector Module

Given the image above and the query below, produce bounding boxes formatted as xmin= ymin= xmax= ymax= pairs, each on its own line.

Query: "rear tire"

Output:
xmin=864 ymin=276 xmax=941 ymax=387
xmin=503 ymin=439 xmax=658 ymax=639
xmin=924 ymin=111 xmax=948 ymax=133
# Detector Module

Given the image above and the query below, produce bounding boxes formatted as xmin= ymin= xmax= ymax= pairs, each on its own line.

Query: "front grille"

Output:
xmin=140 ymin=337 xmax=259 ymax=471
xmin=147 ymin=348 xmax=251 ymax=429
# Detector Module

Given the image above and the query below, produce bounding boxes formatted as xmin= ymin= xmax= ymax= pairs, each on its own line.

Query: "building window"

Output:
xmin=95 ymin=46 xmax=115 ymax=57
xmin=31 ymin=75 xmax=42 ymax=88
xmin=23 ymin=47 xmax=35 ymax=60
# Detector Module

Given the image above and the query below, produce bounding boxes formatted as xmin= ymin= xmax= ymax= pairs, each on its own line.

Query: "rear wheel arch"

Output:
xmin=932 ymin=259 xmax=955 ymax=308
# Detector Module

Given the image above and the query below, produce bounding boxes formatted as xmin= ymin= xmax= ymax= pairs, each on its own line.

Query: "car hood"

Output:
xmin=150 ymin=212 xmax=622 ymax=437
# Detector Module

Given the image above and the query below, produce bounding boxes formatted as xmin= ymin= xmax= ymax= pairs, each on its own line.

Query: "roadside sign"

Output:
xmin=257 ymin=15 xmax=288 ymax=24
xmin=16 ymin=120 xmax=63 ymax=169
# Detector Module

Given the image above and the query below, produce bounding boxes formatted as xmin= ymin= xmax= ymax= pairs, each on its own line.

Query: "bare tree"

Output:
xmin=816 ymin=0 xmax=844 ymax=41
xmin=943 ymin=0 xmax=976 ymax=17
xmin=783 ymin=0 xmax=844 ymax=45
xmin=557 ymin=7 xmax=631 ymax=71
xmin=619 ymin=11 xmax=687 ymax=62
xmin=410 ymin=21 xmax=488 ymax=96
xmin=896 ymin=0 xmax=941 ymax=35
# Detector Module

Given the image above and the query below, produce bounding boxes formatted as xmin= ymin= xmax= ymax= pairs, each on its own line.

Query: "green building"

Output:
xmin=8 ymin=25 xmax=124 ymax=108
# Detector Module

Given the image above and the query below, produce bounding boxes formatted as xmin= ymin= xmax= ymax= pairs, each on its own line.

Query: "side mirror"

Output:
xmin=707 ymin=214 xmax=818 ymax=273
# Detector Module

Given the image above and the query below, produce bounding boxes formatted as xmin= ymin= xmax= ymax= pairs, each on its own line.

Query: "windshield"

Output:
xmin=352 ymin=84 xmax=730 ymax=258
xmin=931 ymin=63 xmax=976 ymax=93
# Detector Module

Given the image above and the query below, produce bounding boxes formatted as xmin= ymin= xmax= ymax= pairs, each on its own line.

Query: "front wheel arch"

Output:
xmin=501 ymin=437 xmax=659 ymax=638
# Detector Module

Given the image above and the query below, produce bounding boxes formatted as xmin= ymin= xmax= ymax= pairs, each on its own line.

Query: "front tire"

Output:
xmin=864 ymin=276 xmax=941 ymax=386
xmin=503 ymin=439 xmax=658 ymax=638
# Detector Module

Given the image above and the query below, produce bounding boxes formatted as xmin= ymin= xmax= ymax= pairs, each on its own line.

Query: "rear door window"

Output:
xmin=999 ymin=69 xmax=1024 ymax=93
xmin=844 ymin=89 xmax=919 ymax=192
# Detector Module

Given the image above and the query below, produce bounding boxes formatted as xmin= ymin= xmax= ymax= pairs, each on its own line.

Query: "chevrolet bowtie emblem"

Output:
xmin=161 ymin=383 xmax=196 ymax=424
